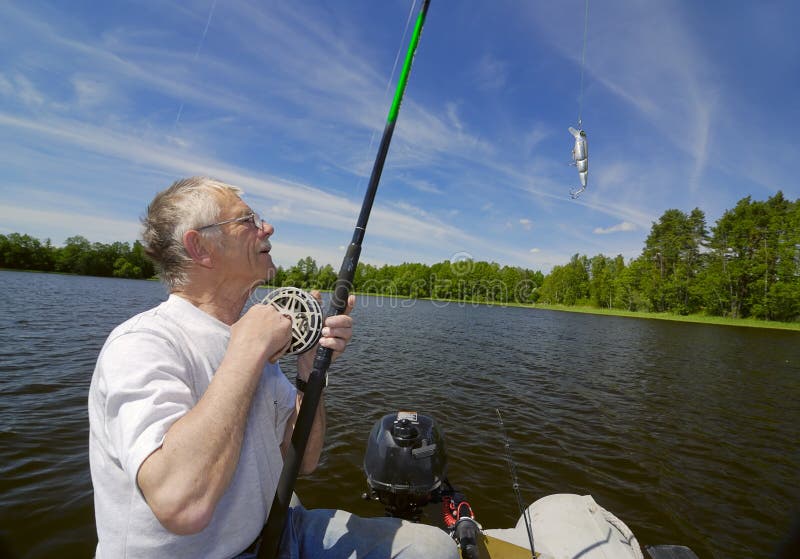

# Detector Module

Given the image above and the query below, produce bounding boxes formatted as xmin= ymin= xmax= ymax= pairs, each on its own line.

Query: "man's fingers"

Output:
xmin=344 ymin=295 xmax=355 ymax=316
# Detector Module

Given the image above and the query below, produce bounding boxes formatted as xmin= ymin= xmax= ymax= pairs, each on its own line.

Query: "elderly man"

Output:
xmin=88 ymin=177 xmax=457 ymax=558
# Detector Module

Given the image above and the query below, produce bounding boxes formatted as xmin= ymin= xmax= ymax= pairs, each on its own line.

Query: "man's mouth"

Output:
xmin=259 ymin=240 xmax=272 ymax=254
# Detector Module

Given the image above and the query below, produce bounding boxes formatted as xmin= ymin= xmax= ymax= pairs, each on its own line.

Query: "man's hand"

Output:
xmin=297 ymin=293 xmax=355 ymax=374
xmin=229 ymin=304 xmax=293 ymax=367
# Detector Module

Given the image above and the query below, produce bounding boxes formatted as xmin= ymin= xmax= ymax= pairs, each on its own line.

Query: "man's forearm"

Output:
xmin=136 ymin=354 xmax=262 ymax=534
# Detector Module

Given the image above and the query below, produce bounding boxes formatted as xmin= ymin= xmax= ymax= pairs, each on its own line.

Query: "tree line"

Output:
xmin=2 ymin=192 xmax=798 ymax=321
xmin=0 ymin=234 xmax=155 ymax=279
xmin=267 ymin=256 xmax=545 ymax=306
xmin=536 ymin=192 xmax=799 ymax=322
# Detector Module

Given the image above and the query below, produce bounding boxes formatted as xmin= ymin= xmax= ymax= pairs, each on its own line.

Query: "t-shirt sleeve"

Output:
xmin=97 ymin=330 xmax=194 ymax=487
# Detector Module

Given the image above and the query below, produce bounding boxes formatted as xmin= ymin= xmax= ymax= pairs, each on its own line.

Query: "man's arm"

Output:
xmin=136 ymin=304 xmax=292 ymax=535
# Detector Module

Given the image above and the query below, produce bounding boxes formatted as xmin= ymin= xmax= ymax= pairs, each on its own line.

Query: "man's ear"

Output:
xmin=183 ymin=230 xmax=214 ymax=268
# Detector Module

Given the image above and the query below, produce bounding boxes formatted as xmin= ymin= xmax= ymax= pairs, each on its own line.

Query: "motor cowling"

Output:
xmin=363 ymin=411 xmax=447 ymax=520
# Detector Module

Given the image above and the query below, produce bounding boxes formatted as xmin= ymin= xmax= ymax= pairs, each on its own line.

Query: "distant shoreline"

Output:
xmin=4 ymin=269 xmax=796 ymax=331
xmin=254 ymin=285 xmax=800 ymax=332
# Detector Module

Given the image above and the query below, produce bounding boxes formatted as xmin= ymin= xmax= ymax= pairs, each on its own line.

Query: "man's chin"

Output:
xmin=263 ymin=262 xmax=277 ymax=282
xmin=257 ymin=249 xmax=274 ymax=276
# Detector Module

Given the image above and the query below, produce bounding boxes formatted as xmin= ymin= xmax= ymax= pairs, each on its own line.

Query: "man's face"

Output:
xmin=211 ymin=194 xmax=276 ymax=288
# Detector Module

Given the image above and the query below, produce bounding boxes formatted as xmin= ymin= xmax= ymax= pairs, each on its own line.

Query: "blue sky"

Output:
xmin=1 ymin=1 xmax=797 ymax=273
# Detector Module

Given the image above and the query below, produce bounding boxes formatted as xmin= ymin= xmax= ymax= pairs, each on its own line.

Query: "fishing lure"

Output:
xmin=568 ymin=126 xmax=588 ymax=198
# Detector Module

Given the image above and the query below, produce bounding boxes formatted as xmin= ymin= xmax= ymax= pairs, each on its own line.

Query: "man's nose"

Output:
xmin=259 ymin=220 xmax=274 ymax=237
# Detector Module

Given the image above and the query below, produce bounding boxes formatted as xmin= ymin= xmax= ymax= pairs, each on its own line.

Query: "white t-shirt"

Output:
xmin=88 ymin=294 xmax=296 ymax=558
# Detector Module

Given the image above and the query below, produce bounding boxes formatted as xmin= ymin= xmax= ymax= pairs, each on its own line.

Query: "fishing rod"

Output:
xmin=257 ymin=2 xmax=432 ymax=557
xmin=496 ymin=408 xmax=536 ymax=559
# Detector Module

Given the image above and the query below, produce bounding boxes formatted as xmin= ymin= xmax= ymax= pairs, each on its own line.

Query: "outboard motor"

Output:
xmin=363 ymin=411 xmax=446 ymax=520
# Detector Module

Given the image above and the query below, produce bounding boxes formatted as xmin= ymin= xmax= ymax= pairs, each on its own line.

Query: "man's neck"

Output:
xmin=172 ymin=282 xmax=251 ymax=325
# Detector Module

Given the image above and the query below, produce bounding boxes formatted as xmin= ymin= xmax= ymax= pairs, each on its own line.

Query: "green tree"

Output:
xmin=766 ymin=197 xmax=800 ymax=321
xmin=315 ymin=264 xmax=337 ymax=290
xmin=703 ymin=194 xmax=796 ymax=319
xmin=589 ymin=254 xmax=620 ymax=309
xmin=641 ymin=208 xmax=708 ymax=313
xmin=56 ymin=235 xmax=92 ymax=274
xmin=429 ymin=261 xmax=455 ymax=300
xmin=285 ymin=257 xmax=318 ymax=288
xmin=539 ymin=254 xmax=590 ymax=305
xmin=113 ymin=257 xmax=141 ymax=278
xmin=612 ymin=256 xmax=652 ymax=311
xmin=0 ymin=233 xmax=53 ymax=270
xmin=130 ymin=240 xmax=155 ymax=278
xmin=406 ymin=263 xmax=431 ymax=298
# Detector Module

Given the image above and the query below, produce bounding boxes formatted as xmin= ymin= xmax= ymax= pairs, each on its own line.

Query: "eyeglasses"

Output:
xmin=196 ymin=212 xmax=264 ymax=231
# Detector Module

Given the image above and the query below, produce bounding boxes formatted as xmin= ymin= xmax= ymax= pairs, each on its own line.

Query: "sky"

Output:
xmin=1 ymin=0 xmax=798 ymax=273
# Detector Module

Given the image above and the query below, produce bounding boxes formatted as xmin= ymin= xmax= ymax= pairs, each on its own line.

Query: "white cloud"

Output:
xmin=270 ymin=240 xmax=347 ymax=271
xmin=0 ymin=205 xmax=142 ymax=244
xmin=474 ymin=53 xmax=508 ymax=91
xmin=405 ymin=178 xmax=443 ymax=195
xmin=71 ymin=75 xmax=113 ymax=108
xmin=522 ymin=124 xmax=550 ymax=156
xmin=519 ymin=218 xmax=533 ymax=230
xmin=0 ymin=73 xmax=14 ymax=96
xmin=445 ymin=102 xmax=463 ymax=133
xmin=7 ymin=73 xmax=46 ymax=107
xmin=0 ymin=109 xmax=480 ymax=251
xmin=593 ymin=222 xmax=636 ymax=235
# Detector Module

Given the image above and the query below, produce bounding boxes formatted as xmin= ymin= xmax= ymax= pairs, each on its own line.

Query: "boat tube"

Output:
xmin=362 ymin=411 xmax=699 ymax=559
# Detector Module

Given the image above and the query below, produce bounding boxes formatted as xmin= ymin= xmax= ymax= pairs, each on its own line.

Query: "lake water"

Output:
xmin=0 ymin=270 xmax=798 ymax=558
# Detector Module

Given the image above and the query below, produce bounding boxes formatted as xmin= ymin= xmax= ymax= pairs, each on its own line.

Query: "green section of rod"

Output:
xmin=387 ymin=0 xmax=429 ymax=124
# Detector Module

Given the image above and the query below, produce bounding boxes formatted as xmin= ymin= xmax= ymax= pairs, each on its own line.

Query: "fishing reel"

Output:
xmin=261 ymin=287 xmax=324 ymax=355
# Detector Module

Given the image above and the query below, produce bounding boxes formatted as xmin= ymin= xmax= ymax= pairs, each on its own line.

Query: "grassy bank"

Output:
xmin=531 ymin=303 xmax=800 ymax=331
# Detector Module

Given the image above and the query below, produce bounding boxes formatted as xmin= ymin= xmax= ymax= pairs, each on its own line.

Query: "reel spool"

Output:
xmin=261 ymin=287 xmax=324 ymax=355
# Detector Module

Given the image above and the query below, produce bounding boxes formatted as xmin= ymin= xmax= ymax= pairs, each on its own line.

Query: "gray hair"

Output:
xmin=142 ymin=176 xmax=242 ymax=290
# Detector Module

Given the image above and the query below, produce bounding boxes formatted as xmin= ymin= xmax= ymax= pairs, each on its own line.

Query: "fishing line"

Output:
xmin=496 ymin=408 xmax=536 ymax=559
xmin=354 ymin=0 xmax=418 ymax=194
xmin=567 ymin=0 xmax=590 ymax=198
xmin=576 ymin=0 xmax=589 ymax=129
xmin=174 ymin=0 xmax=218 ymax=127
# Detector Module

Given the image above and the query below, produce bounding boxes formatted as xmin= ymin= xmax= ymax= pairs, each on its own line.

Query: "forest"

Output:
xmin=2 ymin=192 xmax=798 ymax=322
